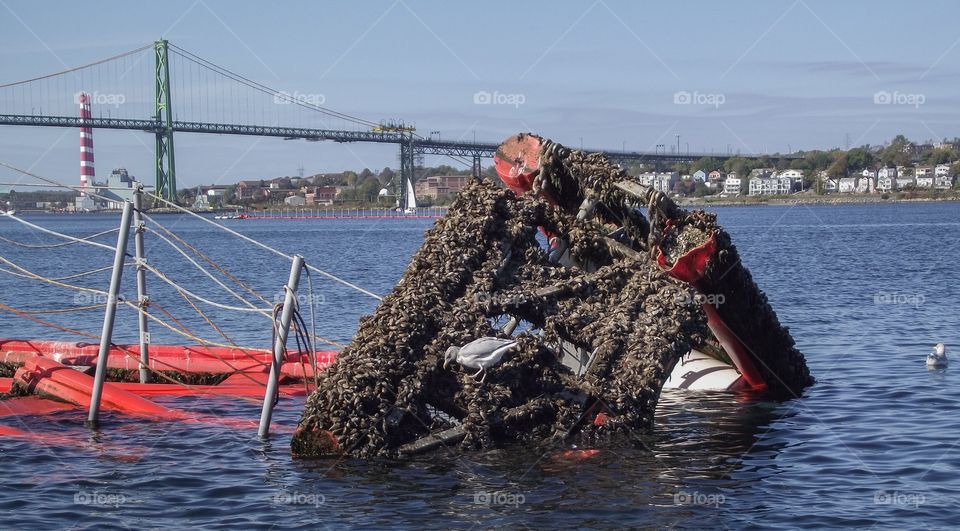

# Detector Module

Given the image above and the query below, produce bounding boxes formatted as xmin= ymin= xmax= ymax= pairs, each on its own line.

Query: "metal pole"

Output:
xmin=87 ymin=201 xmax=133 ymax=428
xmin=258 ymin=254 xmax=304 ymax=437
xmin=133 ymin=186 xmax=150 ymax=383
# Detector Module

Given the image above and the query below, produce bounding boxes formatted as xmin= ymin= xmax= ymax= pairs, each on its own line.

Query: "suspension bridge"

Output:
xmin=0 ymin=40 xmax=798 ymax=205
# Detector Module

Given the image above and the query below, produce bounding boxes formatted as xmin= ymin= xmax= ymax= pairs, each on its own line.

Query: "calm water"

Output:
xmin=1 ymin=203 xmax=959 ymax=529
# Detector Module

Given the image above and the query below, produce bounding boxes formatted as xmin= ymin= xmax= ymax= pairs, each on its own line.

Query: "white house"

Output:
xmin=779 ymin=169 xmax=804 ymax=179
xmin=707 ymin=170 xmax=725 ymax=189
xmin=877 ymin=177 xmax=893 ymax=192
xmin=878 ymin=167 xmax=897 ymax=179
xmin=838 ymin=177 xmax=857 ymax=193
xmin=652 ymin=172 xmax=679 ymax=193
xmin=284 ymin=195 xmax=306 ymax=206
xmin=916 ymin=175 xmax=935 ymax=188
xmin=895 ymin=176 xmax=916 ymax=189
xmin=748 ymin=176 xmax=792 ymax=196
xmin=855 ymin=177 xmax=875 ymax=194
xmin=935 ymin=164 xmax=951 ymax=177
xmin=693 ymin=170 xmax=707 ymax=182
xmin=935 ymin=174 xmax=955 ymax=189
xmin=723 ymin=173 xmax=742 ymax=195
xmin=915 ymin=166 xmax=933 ymax=177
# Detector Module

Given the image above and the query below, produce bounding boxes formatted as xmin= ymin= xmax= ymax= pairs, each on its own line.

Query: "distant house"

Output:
xmin=878 ymin=167 xmax=897 ymax=179
xmin=238 ymin=180 xmax=269 ymax=201
xmin=652 ymin=172 xmax=679 ymax=193
xmin=838 ymin=177 xmax=857 ymax=193
xmin=935 ymin=174 xmax=955 ymax=190
xmin=693 ymin=170 xmax=707 ymax=182
xmin=723 ymin=173 xmax=742 ymax=195
xmin=935 ymin=164 xmax=952 ymax=177
xmin=895 ymin=176 xmax=916 ymax=189
xmin=415 ymin=175 xmax=470 ymax=199
xmin=778 ymin=169 xmax=804 ymax=180
xmin=284 ymin=195 xmax=306 ymax=207
xmin=706 ymin=170 xmax=725 ymax=189
xmin=822 ymin=175 xmax=838 ymax=193
xmin=877 ymin=175 xmax=895 ymax=192
xmin=855 ymin=177 xmax=875 ymax=193
xmin=915 ymin=175 xmax=935 ymax=188
xmin=915 ymin=166 xmax=933 ymax=177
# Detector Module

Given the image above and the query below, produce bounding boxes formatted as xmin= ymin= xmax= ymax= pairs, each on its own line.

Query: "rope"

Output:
xmin=14 ymin=304 xmax=107 ymax=315
xmin=0 ymin=228 xmax=119 ymax=249
xmin=0 ymin=214 xmax=118 ymax=253
xmin=140 ymin=262 xmax=271 ymax=314
xmin=139 ymin=213 xmax=272 ymax=314
xmin=0 ymin=162 xmax=382 ymax=302
xmin=142 ymin=217 xmax=271 ymax=306
xmin=145 ymin=191 xmax=384 ymax=301
xmin=0 ymin=255 xmax=111 ymax=297
xmin=0 ymin=263 xmax=132 ymax=282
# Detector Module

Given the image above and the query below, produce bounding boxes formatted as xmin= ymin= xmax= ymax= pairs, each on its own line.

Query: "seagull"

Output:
xmin=443 ymin=337 xmax=518 ymax=382
xmin=926 ymin=343 xmax=948 ymax=368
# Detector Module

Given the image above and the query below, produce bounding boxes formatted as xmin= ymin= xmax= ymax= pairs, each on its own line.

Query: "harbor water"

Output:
xmin=0 ymin=202 xmax=958 ymax=529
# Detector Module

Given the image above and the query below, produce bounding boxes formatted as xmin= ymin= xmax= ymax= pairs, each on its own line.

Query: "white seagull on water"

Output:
xmin=926 ymin=343 xmax=947 ymax=368
xmin=443 ymin=337 xmax=518 ymax=382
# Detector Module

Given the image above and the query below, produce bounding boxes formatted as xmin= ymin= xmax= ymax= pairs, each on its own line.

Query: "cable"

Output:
xmin=0 ymin=228 xmax=119 ymax=249
xmin=145 ymin=191 xmax=383 ymax=301
xmin=0 ymin=45 xmax=152 ymax=88
xmin=168 ymin=44 xmax=380 ymax=129
xmin=139 ymin=212 xmax=271 ymax=314
xmin=140 ymin=262 xmax=271 ymax=314
xmin=0 ymin=214 xmax=117 ymax=253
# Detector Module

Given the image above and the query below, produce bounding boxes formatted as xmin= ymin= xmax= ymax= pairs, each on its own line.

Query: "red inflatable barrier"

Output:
xmin=14 ymin=356 xmax=173 ymax=417
xmin=0 ymin=339 xmax=337 ymax=379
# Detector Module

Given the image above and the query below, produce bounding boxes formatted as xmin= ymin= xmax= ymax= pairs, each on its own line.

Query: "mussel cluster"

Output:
xmin=292 ymin=139 xmax=811 ymax=459
xmin=292 ymin=179 xmax=708 ymax=458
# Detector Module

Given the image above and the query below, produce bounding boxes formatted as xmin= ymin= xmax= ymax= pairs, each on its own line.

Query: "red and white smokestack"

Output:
xmin=78 ymin=92 xmax=95 ymax=196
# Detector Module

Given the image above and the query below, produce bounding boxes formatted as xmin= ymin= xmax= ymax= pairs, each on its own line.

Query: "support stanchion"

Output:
xmin=133 ymin=185 xmax=151 ymax=383
xmin=87 ymin=201 xmax=133 ymax=428
xmin=258 ymin=254 xmax=304 ymax=437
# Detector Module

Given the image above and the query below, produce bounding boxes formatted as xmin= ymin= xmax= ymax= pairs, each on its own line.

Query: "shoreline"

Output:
xmin=679 ymin=194 xmax=960 ymax=208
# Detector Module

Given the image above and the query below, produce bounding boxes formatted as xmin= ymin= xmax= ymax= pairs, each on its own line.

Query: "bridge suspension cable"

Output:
xmin=168 ymin=43 xmax=380 ymax=129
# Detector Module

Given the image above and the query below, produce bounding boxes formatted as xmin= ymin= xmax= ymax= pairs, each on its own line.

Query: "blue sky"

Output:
xmin=1 ymin=0 xmax=958 ymax=188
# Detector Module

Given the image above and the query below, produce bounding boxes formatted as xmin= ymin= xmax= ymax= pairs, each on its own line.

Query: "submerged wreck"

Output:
xmin=292 ymin=133 xmax=813 ymax=459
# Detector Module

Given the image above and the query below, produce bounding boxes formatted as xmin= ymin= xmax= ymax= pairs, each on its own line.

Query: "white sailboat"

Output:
xmin=403 ymin=177 xmax=417 ymax=215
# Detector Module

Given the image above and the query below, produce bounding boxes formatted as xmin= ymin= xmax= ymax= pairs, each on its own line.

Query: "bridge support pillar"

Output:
xmin=398 ymin=136 xmax=415 ymax=209
xmin=155 ymin=39 xmax=177 ymax=204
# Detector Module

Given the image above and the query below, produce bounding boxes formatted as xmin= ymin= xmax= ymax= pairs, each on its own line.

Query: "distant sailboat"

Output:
xmin=404 ymin=177 xmax=418 ymax=215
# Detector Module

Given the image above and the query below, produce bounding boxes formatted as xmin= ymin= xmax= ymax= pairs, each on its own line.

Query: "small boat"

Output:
xmin=403 ymin=177 xmax=418 ymax=215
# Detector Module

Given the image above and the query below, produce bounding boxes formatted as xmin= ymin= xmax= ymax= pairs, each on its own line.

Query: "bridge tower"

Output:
xmin=398 ymin=134 xmax=416 ymax=209
xmin=154 ymin=40 xmax=177 ymax=203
